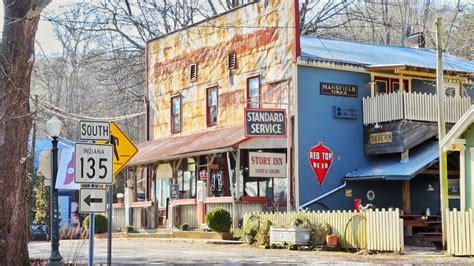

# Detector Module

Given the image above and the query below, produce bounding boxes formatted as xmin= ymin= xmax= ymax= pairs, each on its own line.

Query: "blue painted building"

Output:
xmin=294 ymin=36 xmax=474 ymax=216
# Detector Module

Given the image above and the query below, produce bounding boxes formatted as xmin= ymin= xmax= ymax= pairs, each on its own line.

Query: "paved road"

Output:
xmin=29 ymin=238 xmax=472 ymax=265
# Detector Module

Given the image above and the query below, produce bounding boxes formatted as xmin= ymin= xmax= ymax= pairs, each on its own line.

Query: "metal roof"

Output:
xmin=344 ymin=141 xmax=439 ymax=181
xmin=129 ymin=125 xmax=247 ymax=166
xmin=300 ymin=35 xmax=474 ymax=73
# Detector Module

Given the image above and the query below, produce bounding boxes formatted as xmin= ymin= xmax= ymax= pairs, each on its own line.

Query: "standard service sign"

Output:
xmin=74 ymin=143 xmax=113 ymax=184
xmin=245 ymin=108 xmax=286 ymax=137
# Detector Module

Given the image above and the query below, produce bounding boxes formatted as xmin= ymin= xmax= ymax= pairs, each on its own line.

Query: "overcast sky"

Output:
xmin=0 ymin=0 xmax=471 ymax=55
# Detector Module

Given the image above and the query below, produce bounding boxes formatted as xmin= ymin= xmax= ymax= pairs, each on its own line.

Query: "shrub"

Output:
xmin=83 ymin=214 xmax=108 ymax=234
xmin=126 ymin=226 xmax=135 ymax=233
xmin=180 ymin=223 xmax=190 ymax=231
xmin=205 ymin=208 xmax=232 ymax=232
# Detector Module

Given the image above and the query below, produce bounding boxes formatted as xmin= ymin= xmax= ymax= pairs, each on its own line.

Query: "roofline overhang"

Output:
xmin=128 ymin=147 xmax=235 ymax=167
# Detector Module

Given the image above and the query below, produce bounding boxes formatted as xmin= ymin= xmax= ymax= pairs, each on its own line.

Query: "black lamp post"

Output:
xmin=47 ymin=116 xmax=63 ymax=263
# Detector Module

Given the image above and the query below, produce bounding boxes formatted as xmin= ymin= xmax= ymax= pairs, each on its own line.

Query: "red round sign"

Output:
xmin=307 ymin=142 xmax=334 ymax=187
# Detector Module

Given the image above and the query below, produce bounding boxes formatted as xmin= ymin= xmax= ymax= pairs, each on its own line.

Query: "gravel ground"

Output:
xmin=29 ymin=238 xmax=474 ymax=265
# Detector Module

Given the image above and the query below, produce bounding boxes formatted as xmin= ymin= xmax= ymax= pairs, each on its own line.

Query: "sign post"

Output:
xmin=75 ymin=121 xmax=112 ymax=266
xmin=97 ymin=121 xmax=138 ymax=266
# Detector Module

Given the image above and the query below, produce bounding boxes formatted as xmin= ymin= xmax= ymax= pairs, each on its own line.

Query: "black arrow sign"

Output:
xmin=84 ymin=194 xmax=103 ymax=206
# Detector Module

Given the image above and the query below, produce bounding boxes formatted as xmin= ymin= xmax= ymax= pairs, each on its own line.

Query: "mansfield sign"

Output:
xmin=245 ymin=108 xmax=286 ymax=137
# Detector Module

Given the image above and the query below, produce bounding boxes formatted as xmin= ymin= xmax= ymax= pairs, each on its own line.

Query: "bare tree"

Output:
xmin=0 ymin=0 xmax=51 ymax=264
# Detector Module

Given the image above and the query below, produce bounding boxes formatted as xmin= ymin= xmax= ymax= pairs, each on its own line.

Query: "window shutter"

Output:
xmin=190 ymin=63 xmax=197 ymax=81
xmin=228 ymin=52 xmax=236 ymax=70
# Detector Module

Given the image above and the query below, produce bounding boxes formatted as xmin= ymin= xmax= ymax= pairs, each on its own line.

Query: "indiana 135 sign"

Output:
xmin=307 ymin=142 xmax=334 ymax=187
xmin=74 ymin=143 xmax=113 ymax=184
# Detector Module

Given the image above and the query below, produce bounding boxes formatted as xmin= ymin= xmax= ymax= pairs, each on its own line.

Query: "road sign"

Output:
xmin=97 ymin=121 xmax=138 ymax=176
xmin=74 ymin=143 xmax=113 ymax=184
xmin=79 ymin=120 xmax=110 ymax=141
xmin=80 ymin=188 xmax=107 ymax=213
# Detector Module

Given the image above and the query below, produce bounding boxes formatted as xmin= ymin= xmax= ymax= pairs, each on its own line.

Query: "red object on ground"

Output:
xmin=326 ymin=235 xmax=338 ymax=247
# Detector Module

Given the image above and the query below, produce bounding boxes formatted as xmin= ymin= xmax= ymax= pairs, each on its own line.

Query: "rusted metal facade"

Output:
xmin=146 ymin=0 xmax=296 ymax=138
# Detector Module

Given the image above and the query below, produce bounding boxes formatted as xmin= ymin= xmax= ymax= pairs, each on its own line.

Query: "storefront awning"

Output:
xmin=129 ymin=125 xmax=248 ymax=166
xmin=344 ymin=142 xmax=439 ymax=181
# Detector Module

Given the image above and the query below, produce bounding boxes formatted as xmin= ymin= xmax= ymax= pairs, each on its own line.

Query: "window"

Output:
xmin=171 ymin=95 xmax=181 ymax=133
xmin=207 ymin=87 xmax=218 ymax=126
xmin=247 ymin=76 xmax=260 ymax=108
xmin=190 ymin=63 xmax=197 ymax=81
xmin=228 ymin=52 xmax=237 ymax=70
xmin=375 ymin=80 xmax=388 ymax=95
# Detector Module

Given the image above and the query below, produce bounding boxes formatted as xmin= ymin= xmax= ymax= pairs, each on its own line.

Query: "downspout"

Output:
xmin=298 ymin=182 xmax=347 ymax=210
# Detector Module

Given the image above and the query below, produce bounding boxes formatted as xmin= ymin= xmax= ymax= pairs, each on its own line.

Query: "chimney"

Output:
xmin=407 ymin=32 xmax=426 ymax=48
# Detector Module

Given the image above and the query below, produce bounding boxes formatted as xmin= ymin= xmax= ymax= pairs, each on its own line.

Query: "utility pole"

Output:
xmin=436 ymin=17 xmax=449 ymax=247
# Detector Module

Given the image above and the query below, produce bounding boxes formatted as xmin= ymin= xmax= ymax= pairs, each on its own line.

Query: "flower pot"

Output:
xmin=326 ymin=234 xmax=338 ymax=247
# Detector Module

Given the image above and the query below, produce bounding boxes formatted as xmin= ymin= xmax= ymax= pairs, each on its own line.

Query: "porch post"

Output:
xmin=402 ymin=181 xmax=411 ymax=215
xmin=459 ymin=146 xmax=466 ymax=211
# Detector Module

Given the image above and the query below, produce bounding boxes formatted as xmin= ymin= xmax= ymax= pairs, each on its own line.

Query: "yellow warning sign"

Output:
xmin=98 ymin=121 xmax=138 ymax=176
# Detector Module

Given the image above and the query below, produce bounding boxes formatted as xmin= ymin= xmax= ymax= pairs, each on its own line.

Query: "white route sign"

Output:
xmin=79 ymin=188 xmax=107 ymax=213
xmin=74 ymin=143 xmax=113 ymax=184
xmin=79 ymin=120 xmax=110 ymax=141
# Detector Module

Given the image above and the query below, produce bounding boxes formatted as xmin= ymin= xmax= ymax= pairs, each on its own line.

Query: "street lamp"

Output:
xmin=47 ymin=116 xmax=63 ymax=262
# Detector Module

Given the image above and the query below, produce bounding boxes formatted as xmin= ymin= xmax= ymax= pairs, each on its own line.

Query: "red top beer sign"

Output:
xmin=307 ymin=142 xmax=334 ymax=187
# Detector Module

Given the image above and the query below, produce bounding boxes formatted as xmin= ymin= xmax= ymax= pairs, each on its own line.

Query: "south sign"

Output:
xmin=245 ymin=108 xmax=286 ymax=137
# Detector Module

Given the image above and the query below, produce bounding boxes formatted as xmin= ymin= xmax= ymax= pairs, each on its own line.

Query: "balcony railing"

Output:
xmin=363 ymin=92 xmax=471 ymax=125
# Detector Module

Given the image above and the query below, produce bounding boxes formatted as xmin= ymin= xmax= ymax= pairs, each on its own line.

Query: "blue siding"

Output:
xmin=297 ymin=66 xmax=371 ymax=210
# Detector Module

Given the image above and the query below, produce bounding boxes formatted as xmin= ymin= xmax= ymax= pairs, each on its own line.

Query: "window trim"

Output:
xmin=170 ymin=95 xmax=182 ymax=133
xmin=206 ymin=86 xmax=218 ymax=127
xmin=246 ymin=75 xmax=261 ymax=108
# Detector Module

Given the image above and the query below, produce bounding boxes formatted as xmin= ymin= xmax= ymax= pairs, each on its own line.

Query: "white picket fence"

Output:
xmin=244 ymin=208 xmax=403 ymax=253
xmin=363 ymin=92 xmax=471 ymax=125
xmin=446 ymin=209 xmax=474 ymax=256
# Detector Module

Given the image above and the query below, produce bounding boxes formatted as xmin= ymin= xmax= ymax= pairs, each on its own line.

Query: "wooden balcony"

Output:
xmin=363 ymin=92 xmax=471 ymax=125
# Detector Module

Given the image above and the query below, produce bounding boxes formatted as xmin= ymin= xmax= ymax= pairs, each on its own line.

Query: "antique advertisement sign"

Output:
xmin=245 ymin=108 xmax=286 ymax=137
xmin=370 ymin=132 xmax=393 ymax=144
xmin=308 ymin=142 xmax=334 ymax=186
xmin=320 ymin=82 xmax=358 ymax=97
xmin=249 ymin=152 xmax=286 ymax=178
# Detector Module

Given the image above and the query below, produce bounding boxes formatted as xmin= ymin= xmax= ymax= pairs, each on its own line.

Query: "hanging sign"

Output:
xmin=248 ymin=152 xmax=286 ymax=178
xmin=307 ymin=142 xmax=334 ymax=187
xmin=245 ymin=108 xmax=286 ymax=137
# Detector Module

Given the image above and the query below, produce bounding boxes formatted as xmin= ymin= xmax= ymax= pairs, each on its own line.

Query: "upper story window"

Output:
xmin=190 ymin=63 xmax=197 ymax=82
xmin=207 ymin=87 xmax=218 ymax=126
xmin=228 ymin=52 xmax=237 ymax=70
xmin=171 ymin=95 xmax=181 ymax=133
xmin=247 ymin=76 xmax=260 ymax=108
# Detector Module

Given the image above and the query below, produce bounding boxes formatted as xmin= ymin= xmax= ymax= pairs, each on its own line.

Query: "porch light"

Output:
xmin=425 ymin=184 xmax=434 ymax=192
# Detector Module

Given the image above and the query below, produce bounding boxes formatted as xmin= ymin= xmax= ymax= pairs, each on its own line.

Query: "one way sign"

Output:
xmin=80 ymin=188 xmax=106 ymax=214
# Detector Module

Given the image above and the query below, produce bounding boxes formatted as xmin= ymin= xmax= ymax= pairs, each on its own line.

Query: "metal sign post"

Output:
xmin=88 ymin=211 xmax=95 ymax=266
xmin=107 ymin=185 xmax=113 ymax=266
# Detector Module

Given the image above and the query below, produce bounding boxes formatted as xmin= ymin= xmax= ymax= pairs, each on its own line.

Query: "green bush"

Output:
xmin=126 ymin=226 xmax=135 ymax=233
xmin=83 ymin=214 xmax=108 ymax=234
xmin=205 ymin=208 xmax=232 ymax=232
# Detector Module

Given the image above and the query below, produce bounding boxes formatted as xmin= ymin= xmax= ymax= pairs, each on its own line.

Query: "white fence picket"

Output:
xmin=245 ymin=208 xmax=403 ymax=252
xmin=446 ymin=209 xmax=474 ymax=256
xmin=363 ymin=92 xmax=471 ymax=125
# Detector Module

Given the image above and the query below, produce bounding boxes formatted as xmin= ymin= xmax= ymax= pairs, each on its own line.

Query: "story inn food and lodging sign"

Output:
xmin=320 ymin=82 xmax=358 ymax=97
xmin=245 ymin=108 xmax=286 ymax=137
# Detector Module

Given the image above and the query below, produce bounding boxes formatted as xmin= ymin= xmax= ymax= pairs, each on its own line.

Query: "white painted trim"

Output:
xmin=293 ymin=62 xmax=300 ymax=209
xmin=460 ymin=146 xmax=466 ymax=211
xmin=441 ymin=106 xmax=474 ymax=149
xmin=297 ymin=58 xmax=367 ymax=73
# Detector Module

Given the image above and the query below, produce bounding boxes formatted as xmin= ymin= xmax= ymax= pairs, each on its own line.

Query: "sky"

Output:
xmin=0 ymin=0 xmax=470 ymax=55
xmin=0 ymin=1 xmax=77 ymax=55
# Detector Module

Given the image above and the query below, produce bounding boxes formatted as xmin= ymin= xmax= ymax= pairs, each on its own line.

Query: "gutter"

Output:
xmin=298 ymin=182 xmax=346 ymax=210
